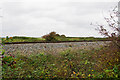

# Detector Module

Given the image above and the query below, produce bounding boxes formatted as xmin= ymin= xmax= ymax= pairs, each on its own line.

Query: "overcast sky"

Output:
xmin=0 ymin=0 xmax=119 ymax=37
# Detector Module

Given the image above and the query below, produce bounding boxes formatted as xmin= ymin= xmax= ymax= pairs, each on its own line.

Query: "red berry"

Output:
xmin=14 ymin=66 xmax=16 ymax=68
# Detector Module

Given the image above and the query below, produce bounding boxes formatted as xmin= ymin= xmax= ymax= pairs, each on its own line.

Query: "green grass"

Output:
xmin=2 ymin=36 xmax=108 ymax=43
xmin=2 ymin=47 xmax=120 ymax=78
xmin=2 ymin=36 xmax=45 ymax=43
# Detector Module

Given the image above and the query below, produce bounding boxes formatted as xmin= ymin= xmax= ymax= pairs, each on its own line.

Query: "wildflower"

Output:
xmin=14 ymin=59 xmax=16 ymax=61
xmin=88 ymin=74 xmax=91 ymax=77
xmin=82 ymin=74 xmax=85 ymax=76
xmin=64 ymin=73 xmax=67 ymax=75
xmin=73 ymin=71 xmax=76 ymax=74
xmin=91 ymin=70 xmax=94 ymax=71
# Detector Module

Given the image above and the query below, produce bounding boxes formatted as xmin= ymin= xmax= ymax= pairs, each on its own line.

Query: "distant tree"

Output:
xmin=6 ymin=36 xmax=9 ymax=40
xmin=42 ymin=31 xmax=58 ymax=42
xmin=61 ymin=35 xmax=66 ymax=37
xmin=56 ymin=34 xmax=60 ymax=37
xmin=42 ymin=31 xmax=66 ymax=42
xmin=49 ymin=31 xmax=56 ymax=36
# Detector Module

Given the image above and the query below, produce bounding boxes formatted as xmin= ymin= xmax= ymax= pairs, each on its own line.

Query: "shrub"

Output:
xmin=61 ymin=35 xmax=66 ymax=37
xmin=91 ymin=6 xmax=120 ymax=78
xmin=6 ymin=36 xmax=9 ymax=40
xmin=42 ymin=31 xmax=58 ymax=42
xmin=92 ymin=6 xmax=120 ymax=49
xmin=42 ymin=31 xmax=66 ymax=42
xmin=2 ymin=51 xmax=16 ymax=69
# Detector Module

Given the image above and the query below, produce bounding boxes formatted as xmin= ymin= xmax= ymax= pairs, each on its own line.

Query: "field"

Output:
xmin=1 ymin=36 xmax=108 ymax=43
xmin=1 ymin=36 xmax=45 ymax=43
xmin=1 ymin=41 xmax=120 ymax=79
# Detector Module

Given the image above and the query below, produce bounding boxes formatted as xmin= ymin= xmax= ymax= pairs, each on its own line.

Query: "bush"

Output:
xmin=91 ymin=6 xmax=120 ymax=78
xmin=61 ymin=35 xmax=66 ymax=37
xmin=42 ymin=31 xmax=66 ymax=42
xmin=92 ymin=6 xmax=120 ymax=49
xmin=2 ymin=52 xmax=16 ymax=69
xmin=42 ymin=31 xmax=58 ymax=42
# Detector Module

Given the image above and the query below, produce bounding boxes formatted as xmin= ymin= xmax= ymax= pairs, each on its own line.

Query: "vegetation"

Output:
xmin=2 ymin=35 xmax=108 ymax=43
xmin=92 ymin=6 xmax=120 ymax=49
xmin=2 ymin=36 xmax=45 ymax=43
xmin=42 ymin=31 xmax=60 ymax=42
xmin=1 ymin=6 xmax=120 ymax=79
xmin=2 ymin=45 xmax=120 ymax=79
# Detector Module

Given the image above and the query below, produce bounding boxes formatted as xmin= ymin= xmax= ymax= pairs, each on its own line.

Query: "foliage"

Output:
xmin=42 ymin=31 xmax=67 ymax=42
xmin=2 ymin=36 xmax=45 ymax=43
xmin=92 ymin=6 xmax=120 ymax=49
xmin=2 ymin=6 xmax=120 ymax=79
xmin=90 ymin=6 xmax=120 ymax=78
xmin=2 ymin=51 xmax=16 ymax=69
xmin=2 ymin=46 xmax=120 ymax=78
xmin=42 ymin=31 xmax=59 ymax=42
xmin=2 ymin=35 xmax=108 ymax=43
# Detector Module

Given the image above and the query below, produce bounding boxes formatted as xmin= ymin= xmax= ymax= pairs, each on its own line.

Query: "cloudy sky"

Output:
xmin=0 ymin=0 xmax=119 ymax=37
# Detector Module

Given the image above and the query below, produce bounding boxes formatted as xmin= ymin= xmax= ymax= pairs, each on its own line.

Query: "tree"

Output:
xmin=6 ymin=36 xmax=9 ymax=40
xmin=42 ymin=31 xmax=67 ymax=42
xmin=61 ymin=35 xmax=66 ymax=37
xmin=42 ymin=31 xmax=58 ymax=42
xmin=92 ymin=6 xmax=120 ymax=49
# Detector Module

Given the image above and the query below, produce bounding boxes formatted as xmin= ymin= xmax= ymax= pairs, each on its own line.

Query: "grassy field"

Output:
xmin=1 ymin=36 xmax=108 ymax=43
xmin=2 ymin=43 xmax=120 ymax=79
xmin=1 ymin=36 xmax=45 ymax=43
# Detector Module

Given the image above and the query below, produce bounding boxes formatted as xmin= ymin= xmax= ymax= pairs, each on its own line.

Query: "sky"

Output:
xmin=0 ymin=0 xmax=119 ymax=37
